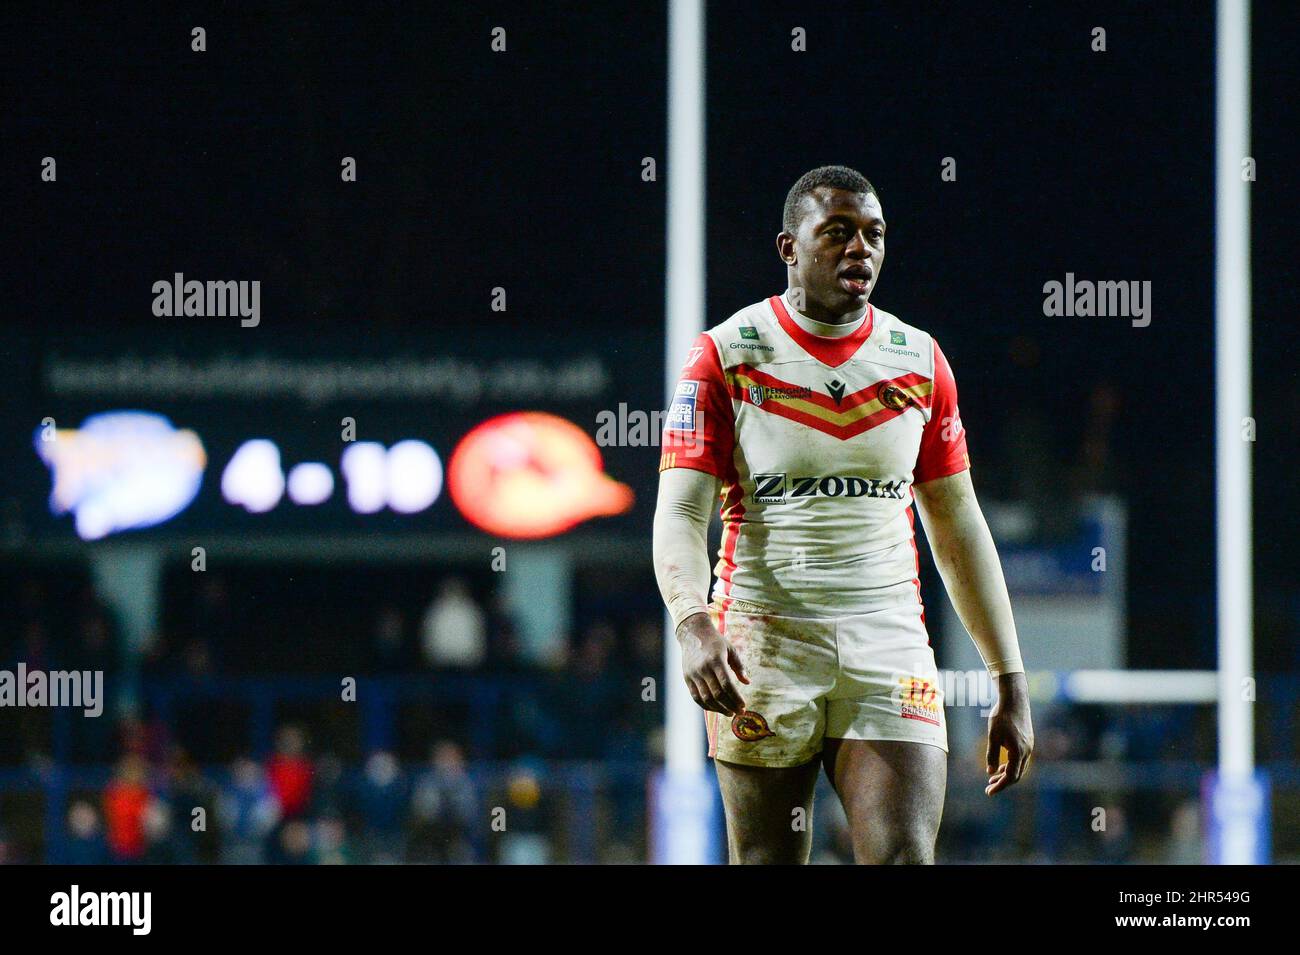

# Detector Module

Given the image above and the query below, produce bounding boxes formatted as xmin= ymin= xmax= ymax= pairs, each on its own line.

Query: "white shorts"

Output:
xmin=704 ymin=598 xmax=948 ymax=767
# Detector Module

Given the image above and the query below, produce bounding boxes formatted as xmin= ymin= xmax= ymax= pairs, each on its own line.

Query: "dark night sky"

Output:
xmin=3 ymin=2 xmax=1296 ymax=670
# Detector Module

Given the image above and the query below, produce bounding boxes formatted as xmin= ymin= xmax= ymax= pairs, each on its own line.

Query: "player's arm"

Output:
xmin=911 ymin=339 xmax=1032 ymax=795
xmin=914 ymin=469 xmax=1032 ymax=795
xmin=653 ymin=467 xmax=748 ymax=716
xmin=914 ymin=470 xmax=1025 ymax=678
xmin=653 ymin=331 xmax=748 ymax=717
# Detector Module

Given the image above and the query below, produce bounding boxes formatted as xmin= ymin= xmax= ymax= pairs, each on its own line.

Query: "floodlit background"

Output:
xmin=1 ymin=2 xmax=1296 ymax=864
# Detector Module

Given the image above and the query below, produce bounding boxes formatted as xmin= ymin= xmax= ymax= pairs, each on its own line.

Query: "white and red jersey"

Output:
xmin=659 ymin=292 xmax=970 ymax=619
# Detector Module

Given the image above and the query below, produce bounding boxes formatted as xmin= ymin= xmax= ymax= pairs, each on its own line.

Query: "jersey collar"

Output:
xmin=768 ymin=295 xmax=874 ymax=369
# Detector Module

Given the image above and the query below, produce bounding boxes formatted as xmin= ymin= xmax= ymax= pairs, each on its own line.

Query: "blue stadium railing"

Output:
xmin=3 ymin=673 xmax=1300 ymax=862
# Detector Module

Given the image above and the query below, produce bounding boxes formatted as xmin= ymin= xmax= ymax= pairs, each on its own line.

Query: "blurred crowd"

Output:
xmin=0 ymin=566 xmax=661 ymax=863
xmin=42 ymin=728 xmax=523 ymax=865
xmin=2 ymin=564 xmax=1296 ymax=864
xmin=0 ymin=707 xmax=1224 ymax=865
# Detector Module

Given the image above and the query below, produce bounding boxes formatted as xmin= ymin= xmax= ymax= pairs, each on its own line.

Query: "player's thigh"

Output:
xmin=821 ymin=738 xmax=946 ymax=864
xmin=715 ymin=756 xmax=820 ymax=864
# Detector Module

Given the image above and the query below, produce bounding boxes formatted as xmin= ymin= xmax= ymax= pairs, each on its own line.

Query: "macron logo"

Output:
xmin=50 ymin=885 xmax=151 ymax=936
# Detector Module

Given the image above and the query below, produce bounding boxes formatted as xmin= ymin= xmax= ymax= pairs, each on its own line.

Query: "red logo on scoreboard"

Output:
xmin=448 ymin=412 xmax=634 ymax=539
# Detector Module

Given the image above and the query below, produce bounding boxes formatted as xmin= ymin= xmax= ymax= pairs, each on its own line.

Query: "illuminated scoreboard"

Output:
xmin=33 ymin=409 xmax=636 ymax=541
xmin=222 ymin=436 xmax=441 ymax=515
xmin=14 ymin=325 xmax=660 ymax=543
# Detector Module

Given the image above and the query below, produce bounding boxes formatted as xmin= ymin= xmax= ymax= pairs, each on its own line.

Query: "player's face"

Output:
xmin=779 ymin=188 xmax=885 ymax=322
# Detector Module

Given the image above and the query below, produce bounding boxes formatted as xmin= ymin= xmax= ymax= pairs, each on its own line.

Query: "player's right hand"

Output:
xmin=676 ymin=612 xmax=749 ymax=716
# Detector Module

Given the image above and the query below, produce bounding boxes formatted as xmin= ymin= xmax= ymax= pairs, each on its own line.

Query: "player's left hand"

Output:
xmin=985 ymin=671 xmax=1033 ymax=796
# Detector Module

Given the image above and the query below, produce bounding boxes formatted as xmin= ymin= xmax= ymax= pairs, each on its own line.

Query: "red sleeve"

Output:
xmin=658 ymin=332 xmax=735 ymax=478
xmin=913 ymin=339 xmax=970 ymax=484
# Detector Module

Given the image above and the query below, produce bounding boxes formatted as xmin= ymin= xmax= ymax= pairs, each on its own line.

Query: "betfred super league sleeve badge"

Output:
xmin=666 ymin=379 xmax=699 ymax=431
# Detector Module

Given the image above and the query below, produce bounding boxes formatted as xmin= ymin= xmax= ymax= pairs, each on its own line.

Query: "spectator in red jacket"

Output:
xmin=265 ymin=725 xmax=314 ymax=819
xmin=102 ymin=754 xmax=151 ymax=861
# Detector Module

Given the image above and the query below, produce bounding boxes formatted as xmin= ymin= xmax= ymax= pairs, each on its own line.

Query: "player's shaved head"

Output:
xmin=783 ymin=165 xmax=877 ymax=235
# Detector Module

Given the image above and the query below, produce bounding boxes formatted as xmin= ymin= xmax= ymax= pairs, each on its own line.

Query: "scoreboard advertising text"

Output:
xmin=7 ymin=326 xmax=662 ymax=542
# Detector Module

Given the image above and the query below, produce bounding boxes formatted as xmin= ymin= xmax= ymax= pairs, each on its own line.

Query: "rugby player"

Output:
xmin=653 ymin=165 xmax=1033 ymax=864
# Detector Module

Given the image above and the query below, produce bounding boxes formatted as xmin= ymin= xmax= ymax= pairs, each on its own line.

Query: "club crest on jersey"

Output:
xmin=879 ymin=382 xmax=913 ymax=411
xmin=747 ymin=384 xmax=765 ymax=406
xmin=825 ymin=379 xmax=847 ymax=406
xmin=731 ymin=709 xmax=775 ymax=742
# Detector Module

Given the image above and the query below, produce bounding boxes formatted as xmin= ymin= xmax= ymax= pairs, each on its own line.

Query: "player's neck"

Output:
xmin=782 ymin=290 xmax=867 ymax=339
